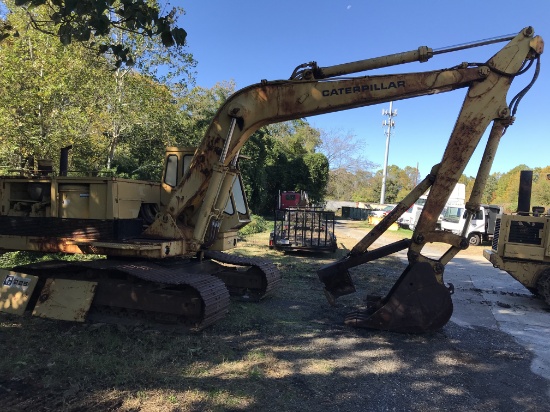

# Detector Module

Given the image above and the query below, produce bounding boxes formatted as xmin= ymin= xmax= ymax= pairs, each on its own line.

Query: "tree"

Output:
xmin=267 ymin=119 xmax=321 ymax=157
xmin=0 ymin=4 xmax=195 ymax=175
xmin=492 ymin=165 xmax=530 ymax=212
xmin=1 ymin=0 xmax=187 ymax=66
xmin=394 ymin=166 xmax=418 ymax=200
xmin=303 ymin=153 xmax=329 ymax=204
xmin=0 ymin=10 xmax=112 ymax=169
xmin=481 ymin=173 xmax=499 ymax=204
xmin=108 ymin=74 xmax=181 ymax=179
xmin=100 ymin=22 xmax=197 ymax=170
xmin=174 ymin=81 xmax=235 ymax=147
xmin=532 ymin=167 xmax=550 ymax=209
xmin=239 ymin=127 xmax=275 ymax=215
xmin=235 ymin=121 xmax=329 ymax=215
xmin=319 ymin=128 xmax=375 ymax=172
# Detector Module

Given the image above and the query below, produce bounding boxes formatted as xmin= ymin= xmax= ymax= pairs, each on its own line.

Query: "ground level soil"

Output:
xmin=1 ymin=220 xmax=549 ymax=411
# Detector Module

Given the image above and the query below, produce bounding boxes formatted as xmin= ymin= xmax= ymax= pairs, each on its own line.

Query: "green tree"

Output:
xmin=532 ymin=167 xmax=550 ymax=210
xmin=493 ymin=165 xmax=530 ymax=212
xmin=303 ymin=153 xmax=329 ymax=204
xmin=0 ymin=10 xmax=111 ymax=169
xmin=239 ymin=127 xmax=275 ymax=215
xmin=0 ymin=4 xmax=196 ymax=174
xmin=1 ymin=0 xmax=187 ymax=66
xmin=176 ymin=81 xmax=236 ymax=146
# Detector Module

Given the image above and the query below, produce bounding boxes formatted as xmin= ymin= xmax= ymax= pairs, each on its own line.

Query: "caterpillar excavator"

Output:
xmin=0 ymin=27 xmax=543 ymax=333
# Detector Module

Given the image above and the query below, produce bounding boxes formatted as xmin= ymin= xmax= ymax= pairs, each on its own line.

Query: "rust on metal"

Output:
xmin=344 ymin=262 xmax=453 ymax=333
xmin=11 ymin=250 xmax=279 ymax=330
xmin=32 ymin=278 xmax=97 ymax=322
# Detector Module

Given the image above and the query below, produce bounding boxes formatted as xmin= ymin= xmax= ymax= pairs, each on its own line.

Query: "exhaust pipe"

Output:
xmin=517 ymin=170 xmax=533 ymax=215
xmin=60 ymin=145 xmax=73 ymax=177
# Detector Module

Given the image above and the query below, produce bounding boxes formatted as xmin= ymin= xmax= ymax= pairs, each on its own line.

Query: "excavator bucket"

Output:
xmin=319 ymin=269 xmax=356 ymax=306
xmin=344 ymin=262 xmax=453 ymax=333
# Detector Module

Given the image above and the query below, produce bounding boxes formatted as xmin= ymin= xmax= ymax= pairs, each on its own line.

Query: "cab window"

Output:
xmin=164 ymin=155 xmax=178 ymax=187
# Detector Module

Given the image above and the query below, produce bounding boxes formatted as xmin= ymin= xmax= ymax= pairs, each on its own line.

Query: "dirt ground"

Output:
xmin=1 ymin=220 xmax=549 ymax=411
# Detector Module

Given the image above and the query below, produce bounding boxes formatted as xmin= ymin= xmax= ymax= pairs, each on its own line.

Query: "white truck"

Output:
xmin=440 ymin=204 xmax=503 ymax=246
xmin=398 ymin=183 xmax=466 ymax=231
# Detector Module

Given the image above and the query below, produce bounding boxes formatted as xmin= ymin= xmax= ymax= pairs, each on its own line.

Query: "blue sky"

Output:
xmin=176 ymin=1 xmax=548 ymax=180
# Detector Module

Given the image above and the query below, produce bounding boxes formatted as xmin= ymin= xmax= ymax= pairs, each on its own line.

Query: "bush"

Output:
xmin=0 ymin=251 xmax=48 ymax=268
xmin=0 ymin=251 xmax=102 ymax=269
xmin=238 ymin=215 xmax=269 ymax=237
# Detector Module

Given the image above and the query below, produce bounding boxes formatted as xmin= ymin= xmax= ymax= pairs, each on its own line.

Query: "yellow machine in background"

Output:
xmin=485 ymin=171 xmax=550 ymax=304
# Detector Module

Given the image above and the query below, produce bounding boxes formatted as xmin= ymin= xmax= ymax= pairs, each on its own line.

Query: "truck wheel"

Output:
xmin=468 ymin=233 xmax=481 ymax=246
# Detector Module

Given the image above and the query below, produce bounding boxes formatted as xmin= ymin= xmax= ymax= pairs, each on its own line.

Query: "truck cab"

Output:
xmin=441 ymin=204 xmax=502 ymax=246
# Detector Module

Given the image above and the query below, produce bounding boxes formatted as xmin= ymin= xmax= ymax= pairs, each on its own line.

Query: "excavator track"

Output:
xmin=203 ymin=250 xmax=282 ymax=300
xmin=11 ymin=251 xmax=281 ymax=330
xmin=13 ymin=259 xmax=231 ymax=330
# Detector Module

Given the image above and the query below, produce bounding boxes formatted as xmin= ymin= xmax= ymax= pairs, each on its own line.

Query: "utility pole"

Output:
xmin=380 ymin=101 xmax=397 ymax=204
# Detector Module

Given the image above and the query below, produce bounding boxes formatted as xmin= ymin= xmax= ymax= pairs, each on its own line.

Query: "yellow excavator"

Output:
xmin=0 ymin=27 xmax=543 ymax=333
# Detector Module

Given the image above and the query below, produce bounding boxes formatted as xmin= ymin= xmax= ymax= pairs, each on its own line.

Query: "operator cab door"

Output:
xmin=220 ymin=173 xmax=251 ymax=231
xmin=460 ymin=206 xmax=486 ymax=235
xmin=160 ymin=147 xmax=195 ymax=207
xmin=464 ymin=208 xmax=485 ymax=233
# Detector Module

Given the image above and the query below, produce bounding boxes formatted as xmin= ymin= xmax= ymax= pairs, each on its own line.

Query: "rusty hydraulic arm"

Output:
xmin=145 ymin=29 xmax=542 ymax=252
xmin=319 ymin=27 xmax=543 ymax=333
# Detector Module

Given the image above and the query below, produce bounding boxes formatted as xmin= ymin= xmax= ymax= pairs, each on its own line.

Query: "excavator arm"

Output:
xmin=144 ymin=67 xmax=483 ymax=242
xmin=147 ymin=27 xmax=542 ymax=332
xmin=319 ymin=27 xmax=543 ymax=333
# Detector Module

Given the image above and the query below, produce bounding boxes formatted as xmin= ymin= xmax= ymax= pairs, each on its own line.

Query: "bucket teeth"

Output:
xmin=344 ymin=262 xmax=453 ymax=334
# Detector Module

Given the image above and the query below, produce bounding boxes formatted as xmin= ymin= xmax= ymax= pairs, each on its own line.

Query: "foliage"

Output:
xmin=329 ymin=164 xmax=417 ymax=204
xmin=176 ymin=81 xmax=235 ymax=146
xmin=1 ymin=0 xmax=187 ymax=67
xmin=237 ymin=214 xmax=269 ymax=237
xmin=4 ymin=1 xmax=548 ymax=216
xmin=531 ymin=167 xmax=550 ymax=210
xmin=240 ymin=120 xmax=330 ymax=216
xmin=326 ymin=161 xmax=550 ymax=213
xmin=303 ymin=153 xmax=329 ymax=203
xmin=0 ymin=251 xmax=100 ymax=268
xmin=0 ymin=3 xmax=195 ymax=175
xmin=0 ymin=10 xmax=109 ymax=168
